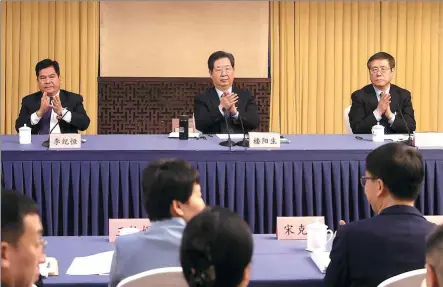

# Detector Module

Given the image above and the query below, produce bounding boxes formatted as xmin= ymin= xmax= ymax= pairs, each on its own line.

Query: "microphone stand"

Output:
xmin=42 ymin=110 xmax=69 ymax=147
xmin=235 ymin=114 xmax=248 ymax=147
xmin=219 ymin=108 xmax=235 ymax=150
xmin=397 ymin=104 xmax=414 ymax=147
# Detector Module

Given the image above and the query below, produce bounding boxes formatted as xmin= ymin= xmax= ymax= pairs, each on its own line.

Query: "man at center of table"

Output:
xmin=194 ymin=51 xmax=260 ymax=134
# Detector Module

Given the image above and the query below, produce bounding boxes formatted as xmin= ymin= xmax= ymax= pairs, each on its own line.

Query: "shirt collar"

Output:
xmin=215 ymin=87 xmax=232 ymax=99
xmin=379 ymin=205 xmax=423 ymax=217
xmin=150 ymin=217 xmax=186 ymax=228
xmin=44 ymin=90 xmax=60 ymax=97
xmin=373 ymin=85 xmax=390 ymax=100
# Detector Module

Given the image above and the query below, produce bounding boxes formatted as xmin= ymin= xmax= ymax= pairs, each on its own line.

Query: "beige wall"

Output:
xmin=100 ymin=1 xmax=269 ymax=78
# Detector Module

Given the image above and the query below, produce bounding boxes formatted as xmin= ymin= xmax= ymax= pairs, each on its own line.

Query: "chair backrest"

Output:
xmin=344 ymin=105 xmax=352 ymax=134
xmin=377 ymin=269 xmax=427 ymax=287
xmin=116 ymin=267 xmax=187 ymax=287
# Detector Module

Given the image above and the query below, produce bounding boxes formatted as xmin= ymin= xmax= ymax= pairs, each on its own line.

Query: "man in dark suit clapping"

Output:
xmin=325 ymin=143 xmax=435 ymax=287
xmin=15 ymin=59 xmax=90 ymax=134
xmin=194 ymin=51 xmax=259 ymax=134
xmin=349 ymin=52 xmax=416 ymax=134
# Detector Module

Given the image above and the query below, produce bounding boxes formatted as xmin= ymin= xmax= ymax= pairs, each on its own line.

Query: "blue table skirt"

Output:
xmin=2 ymin=135 xmax=443 ymax=236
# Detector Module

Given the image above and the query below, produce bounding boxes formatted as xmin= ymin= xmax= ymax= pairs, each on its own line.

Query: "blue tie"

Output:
xmin=39 ymin=109 xmax=52 ymax=134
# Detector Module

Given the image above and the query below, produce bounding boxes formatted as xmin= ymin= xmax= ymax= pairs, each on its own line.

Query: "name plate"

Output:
xmin=109 ymin=218 xmax=152 ymax=242
xmin=248 ymin=132 xmax=280 ymax=148
xmin=49 ymin=134 xmax=81 ymax=149
xmin=414 ymin=133 xmax=443 ymax=148
xmin=425 ymin=215 xmax=443 ymax=225
xmin=276 ymin=216 xmax=325 ymax=240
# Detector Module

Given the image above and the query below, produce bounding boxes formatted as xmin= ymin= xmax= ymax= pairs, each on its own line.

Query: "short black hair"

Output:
xmin=142 ymin=158 xmax=200 ymax=221
xmin=35 ymin=59 xmax=60 ymax=78
xmin=366 ymin=143 xmax=424 ymax=200
xmin=426 ymin=224 xmax=443 ymax=281
xmin=180 ymin=206 xmax=253 ymax=287
xmin=367 ymin=52 xmax=396 ymax=69
xmin=207 ymin=51 xmax=235 ymax=72
xmin=1 ymin=189 xmax=39 ymax=245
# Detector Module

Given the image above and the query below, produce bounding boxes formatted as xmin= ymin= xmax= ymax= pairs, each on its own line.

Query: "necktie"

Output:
xmin=221 ymin=91 xmax=234 ymax=134
xmin=39 ymin=108 xmax=52 ymax=134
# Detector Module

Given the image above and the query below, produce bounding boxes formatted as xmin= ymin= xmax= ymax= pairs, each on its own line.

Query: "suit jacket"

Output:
xmin=324 ymin=205 xmax=435 ymax=287
xmin=35 ymin=275 xmax=44 ymax=287
xmin=15 ymin=90 xmax=90 ymax=134
xmin=109 ymin=218 xmax=185 ymax=287
xmin=194 ymin=87 xmax=260 ymax=134
xmin=349 ymin=84 xmax=416 ymax=134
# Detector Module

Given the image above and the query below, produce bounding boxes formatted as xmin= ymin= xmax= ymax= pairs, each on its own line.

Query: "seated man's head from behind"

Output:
xmin=426 ymin=224 xmax=443 ymax=287
xmin=180 ymin=206 xmax=253 ymax=287
xmin=362 ymin=143 xmax=424 ymax=214
xmin=1 ymin=189 xmax=46 ymax=287
xmin=143 ymin=158 xmax=205 ymax=222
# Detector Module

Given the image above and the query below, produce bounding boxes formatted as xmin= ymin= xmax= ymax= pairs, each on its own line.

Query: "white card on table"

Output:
xmin=49 ymin=134 xmax=81 ymax=149
xmin=248 ymin=132 xmax=280 ymax=148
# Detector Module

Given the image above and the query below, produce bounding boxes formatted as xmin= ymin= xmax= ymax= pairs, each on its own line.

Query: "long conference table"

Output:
xmin=2 ymin=134 xmax=443 ymax=236
xmin=44 ymin=234 xmax=324 ymax=287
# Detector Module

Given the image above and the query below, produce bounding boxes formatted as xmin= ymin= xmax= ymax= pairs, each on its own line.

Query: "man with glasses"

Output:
xmin=194 ymin=51 xmax=260 ymax=134
xmin=325 ymin=143 xmax=435 ymax=287
xmin=1 ymin=189 xmax=46 ymax=287
xmin=15 ymin=59 xmax=90 ymax=134
xmin=424 ymin=224 xmax=443 ymax=287
xmin=349 ymin=52 xmax=416 ymax=134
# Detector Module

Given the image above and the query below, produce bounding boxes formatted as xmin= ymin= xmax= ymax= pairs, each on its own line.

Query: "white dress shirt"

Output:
xmin=30 ymin=91 xmax=72 ymax=134
xmin=215 ymin=87 xmax=239 ymax=119
xmin=373 ymin=85 xmax=396 ymax=126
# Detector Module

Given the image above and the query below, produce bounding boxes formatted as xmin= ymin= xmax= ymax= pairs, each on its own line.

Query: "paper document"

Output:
xmin=216 ymin=134 xmax=246 ymax=140
xmin=168 ymin=132 xmax=201 ymax=138
xmin=310 ymin=251 xmax=330 ymax=273
xmin=384 ymin=134 xmax=409 ymax=142
xmin=66 ymin=251 xmax=114 ymax=275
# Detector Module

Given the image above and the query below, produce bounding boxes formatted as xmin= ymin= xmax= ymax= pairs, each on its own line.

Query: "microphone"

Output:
xmin=42 ymin=110 xmax=69 ymax=147
xmin=396 ymin=104 xmax=414 ymax=147
xmin=219 ymin=108 xmax=235 ymax=149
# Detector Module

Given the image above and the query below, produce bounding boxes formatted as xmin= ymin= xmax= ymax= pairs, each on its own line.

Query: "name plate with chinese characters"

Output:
xmin=276 ymin=216 xmax=325 ymax=240
xmin=425 ymin=215 xmax=443 ymax=225
xmin=49 ymin=134 xmax=81 ymax=149
xmin=248 ymin=132 xmax=281 ymax=148
xmin=109 ymin=218 xmax=152 ymax=242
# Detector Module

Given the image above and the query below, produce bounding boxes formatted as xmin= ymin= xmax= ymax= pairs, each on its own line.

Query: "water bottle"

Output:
xmin=179 ymin=115 xmax=189 ymax=140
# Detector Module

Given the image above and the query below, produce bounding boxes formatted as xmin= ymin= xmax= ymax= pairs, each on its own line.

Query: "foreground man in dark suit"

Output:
xmin=1 ymin=190 xmax=46 ymax=287
xmin=194 ymin=51 xmax=259 ymax=134
xmin=15 ymin=59 xmax=90 ymax=134
xmin=325 ymin=143 xmax=435 ymax=287
xmin=349 ymin=52 xmax=416 ymax=134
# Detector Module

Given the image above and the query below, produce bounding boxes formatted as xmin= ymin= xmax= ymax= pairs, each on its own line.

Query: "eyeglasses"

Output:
xmin=369 ymin=67 xmax=392 ymax=75
xmin=213 ymin=67 xmax=233 ymax=74
xmin=360 ymin=176 xmax=378 ymax=187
